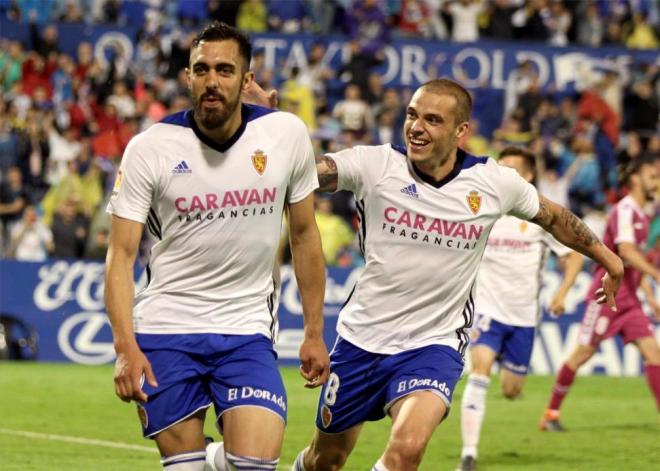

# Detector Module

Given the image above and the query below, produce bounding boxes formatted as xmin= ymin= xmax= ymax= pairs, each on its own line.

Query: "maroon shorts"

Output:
xmin=578 ymin=299 xmax=655 ymax=347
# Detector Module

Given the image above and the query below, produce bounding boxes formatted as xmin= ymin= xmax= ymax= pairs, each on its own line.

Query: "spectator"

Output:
xmin=298 ymin=43 xmax=333 ymax=111
xmin=397 ymin=0 xmax=431 ymax=37
xmin=314 ymin=195 xmax=355 ymax=266
xmin=280 ymin=67 xmax=317 ymax=131
xmin=577 ymin=2 xmax=604 ymax=47
xmin=624 ymin=80 xmax=659 ymax=139
xmin=504 ymin=60 xmax=537 ymax=116
xmin=58 ymin=0 xmax=84 ymax=23
xmin=446 ymin=0 xmax=483 ymax=42
xmin=332 ymin=83 xmax=374 ymax=139
xmin=106 ymin=81 xmax=136 ymax=120
xmin=7 ymin=205 xmax=53 ymax=261
xmin=625 ymin=12 xmax=659 ymax=49
xmin=0 ymin=41 xmax=25 ymax=92
xmin=207 ymin=0 xmax=241 ymax=26
xmin=347 ymin=0 xmax=389 ymax=55
xmin=268 ymin=0 xmax=308 ymax=33
xmin=85 ymin=226 xmax=109 ymax=260
xmin=50 ymin=195 xmax=89 ymax=259
xmin=337 ymin=40 xmax=384 ymax=100
xmin=545 ymin=0 xmax=571 ymax=47
xmin=0 ymin=166 xmax=29 ymax=249
xmin=486 ymin=0 xmax=516 ymax=40
xmin=237 ymin=0 xmax=267 ymax=32
xmin=0 ymin=113 xmax=18 ymax=172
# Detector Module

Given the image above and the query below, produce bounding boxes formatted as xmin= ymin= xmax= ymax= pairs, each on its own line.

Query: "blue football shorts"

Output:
xmin=315 ymin=337 xmax=464 ymax=434
xmin=471 ymin=313 xmax=535 ymax=375
xmin=134 ymin=333 xmax=286 ymax=438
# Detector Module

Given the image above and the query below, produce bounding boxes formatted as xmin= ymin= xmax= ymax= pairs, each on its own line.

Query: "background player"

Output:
xmin=105 ymin=22 xmax=329 ymax=471
xmin=280 ymin=78 xmax=624 ymax=471
xmin=457 ymin=146 xmax=584 ymax=471
xmin=541 ymin=156 xmax=660 ymax=431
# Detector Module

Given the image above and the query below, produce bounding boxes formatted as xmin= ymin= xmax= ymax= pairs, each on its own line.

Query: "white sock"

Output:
xmin=372 ymin=459 xmax=390 ymax=471
xmin=162 ymin=451 xmax=206 ymax=470
xmin=292 ymin=448 xmax=308 ymax=471
xmin=225 ymin=451 xmax=279 ymax=470
xmin=460 ymin=374 xmax=491 ymax=459
xmin=205 ymin=442 xmax=226 ymax=471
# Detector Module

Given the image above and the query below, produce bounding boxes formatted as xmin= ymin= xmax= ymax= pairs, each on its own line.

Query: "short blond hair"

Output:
xmin=419 ymin=78 xmax=472 ymax=125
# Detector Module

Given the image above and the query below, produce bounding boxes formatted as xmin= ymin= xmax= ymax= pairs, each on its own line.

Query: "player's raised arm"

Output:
xmin=105 ymin=215 xmax=158 ymax=402
xmin=286 ymin=194 xmax=330 ymax=388
xmin=531 ymin=195 xmax=624 ymax=310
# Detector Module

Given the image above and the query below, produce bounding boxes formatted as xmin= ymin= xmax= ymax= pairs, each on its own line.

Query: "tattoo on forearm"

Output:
xmin=559 ymin=207 xmax=599 ymax=247
xmin=532 ymin=198 xmax=554 ymax=227
xmin=533 ymin=197 xmax=600 ymax=248
xmin=317 ymin=155 xmax=338 ymax=192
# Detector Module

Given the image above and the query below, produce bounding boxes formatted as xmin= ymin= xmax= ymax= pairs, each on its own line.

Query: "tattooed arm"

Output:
xmin=317 ymin=155 xmax=338 ymax=192
xmin=531 ymin=195 xmax=624 ymax=309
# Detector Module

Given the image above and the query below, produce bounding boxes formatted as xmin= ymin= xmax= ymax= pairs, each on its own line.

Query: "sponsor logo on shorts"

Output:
xmin=137 ymin=404 xmax=148 ymax=429
xmin=321 ymin=405 xmax=332 ymax=428
xmin=227 ymin=386 xmax=286 ymax=411
xmin=396 ymin=378 xmax=451 ymax=398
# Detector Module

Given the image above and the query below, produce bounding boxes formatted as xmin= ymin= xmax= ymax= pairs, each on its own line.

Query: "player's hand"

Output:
xmin=113 ymin=343 xmax=158 ymax=403
xmin=242 ymin=80 xmax=278 ymax=109
xmin=298 ymin=334 xmax=329 ymax=389
xmin=595 ymin=271 xmax=621 ymax=312
xmin=548 ymin=292 xmax=567 ymax=316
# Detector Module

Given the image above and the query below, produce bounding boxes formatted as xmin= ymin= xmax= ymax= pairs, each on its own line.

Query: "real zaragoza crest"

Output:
xmin=251 ymin=149 xmax=267 ymax=176
xmin=466 ymin=190 xmax=482 ymax=215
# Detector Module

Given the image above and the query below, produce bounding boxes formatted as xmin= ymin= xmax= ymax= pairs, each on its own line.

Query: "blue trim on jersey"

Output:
xmin=392 ymin=144 xmax=407 ymax=156
xmin=160 ymin=109 xmax=191 ymax=127
xmin=411 ymin=148 xmax=488 ymax=189
xmin=159 ymin=105 xmax=276 ymax=153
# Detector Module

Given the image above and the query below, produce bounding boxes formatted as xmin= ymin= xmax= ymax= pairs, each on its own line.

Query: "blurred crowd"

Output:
xmin=0 ymin=0 xmax=658 ymax=267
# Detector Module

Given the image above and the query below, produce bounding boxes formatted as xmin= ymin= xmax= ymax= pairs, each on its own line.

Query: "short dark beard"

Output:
xmin=192 ymin=91 xmax=240 ymax=131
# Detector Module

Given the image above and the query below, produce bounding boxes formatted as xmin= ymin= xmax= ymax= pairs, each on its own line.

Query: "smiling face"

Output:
xmin=403 ymin=88 xmax=469 ymax=167
xmin=187 ymin=39 xmax=252 ymax=132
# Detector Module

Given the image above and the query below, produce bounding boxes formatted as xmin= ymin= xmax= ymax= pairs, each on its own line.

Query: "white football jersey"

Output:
xmin=107 ymin=105 xmax=318 ymax=337
xmin=476 ymin=215 xmax=572 ymax=327
xmin=330 ymin=144 xmax=539 ymax=356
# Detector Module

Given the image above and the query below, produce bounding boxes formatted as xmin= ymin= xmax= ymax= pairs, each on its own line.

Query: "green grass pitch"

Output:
xmin=0 ymin=363 xmax=658 ymax=470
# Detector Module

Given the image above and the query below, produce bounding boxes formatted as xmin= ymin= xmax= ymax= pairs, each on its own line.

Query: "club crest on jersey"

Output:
xmin=137 ymin=404 xmax=148 ymax=429
xmin=251 ymin=149 xmax=267 ymax=176
xmin=321 ymin=405 xmax=333 ymax=428
xmin=519 ymin=221 xmax=528 ymax=233
xmin=466 ymin=190 xmax=482 ymax=215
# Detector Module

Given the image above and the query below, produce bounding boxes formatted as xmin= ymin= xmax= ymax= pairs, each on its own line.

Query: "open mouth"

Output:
xmin=202 ymin=95 xmax=223 ymax=107
xmin=408 ymin=136 xmax=430 ymax=152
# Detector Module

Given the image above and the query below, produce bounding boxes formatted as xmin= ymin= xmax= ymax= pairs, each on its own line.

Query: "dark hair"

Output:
xmin=419 ymin=78 xmax=472 ymax=125
xmin=191 ymin=21 xmax=252 ymax=72
xmin=499 ymin=146 xmax=537 ymax=181
xmin=619 ymin=154 xmax=657 ymax=186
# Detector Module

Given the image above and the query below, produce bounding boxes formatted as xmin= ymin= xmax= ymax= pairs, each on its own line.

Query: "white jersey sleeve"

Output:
xmin=496 ymin=165 xmax=540 ymax=220
xmin=108 ymin=135 xmax=160 ymax=223
xmin=328 ymin=145 xmax=390 ymax=200
xmin=286 ymin=119 xmax=319 ymax=204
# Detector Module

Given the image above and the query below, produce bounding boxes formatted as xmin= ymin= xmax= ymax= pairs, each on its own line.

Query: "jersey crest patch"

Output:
xmin=321 ymin=405 xmax=332 ymax=428
xmin=466 ymin=190 xmax=482 ymax=215
xmin=251 ymin=150 xmax=267 ymax=176
xmin=519 ymin=221 xmax=528 ymax=233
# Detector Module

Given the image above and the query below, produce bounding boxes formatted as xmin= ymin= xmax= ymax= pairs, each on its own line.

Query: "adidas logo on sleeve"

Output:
xmin=172 ymin=160 xmax=192 ymax=174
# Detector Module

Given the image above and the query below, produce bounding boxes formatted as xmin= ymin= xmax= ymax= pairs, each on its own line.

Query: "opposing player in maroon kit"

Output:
xmin=541 ymin=156 xmax=660 ymax=430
